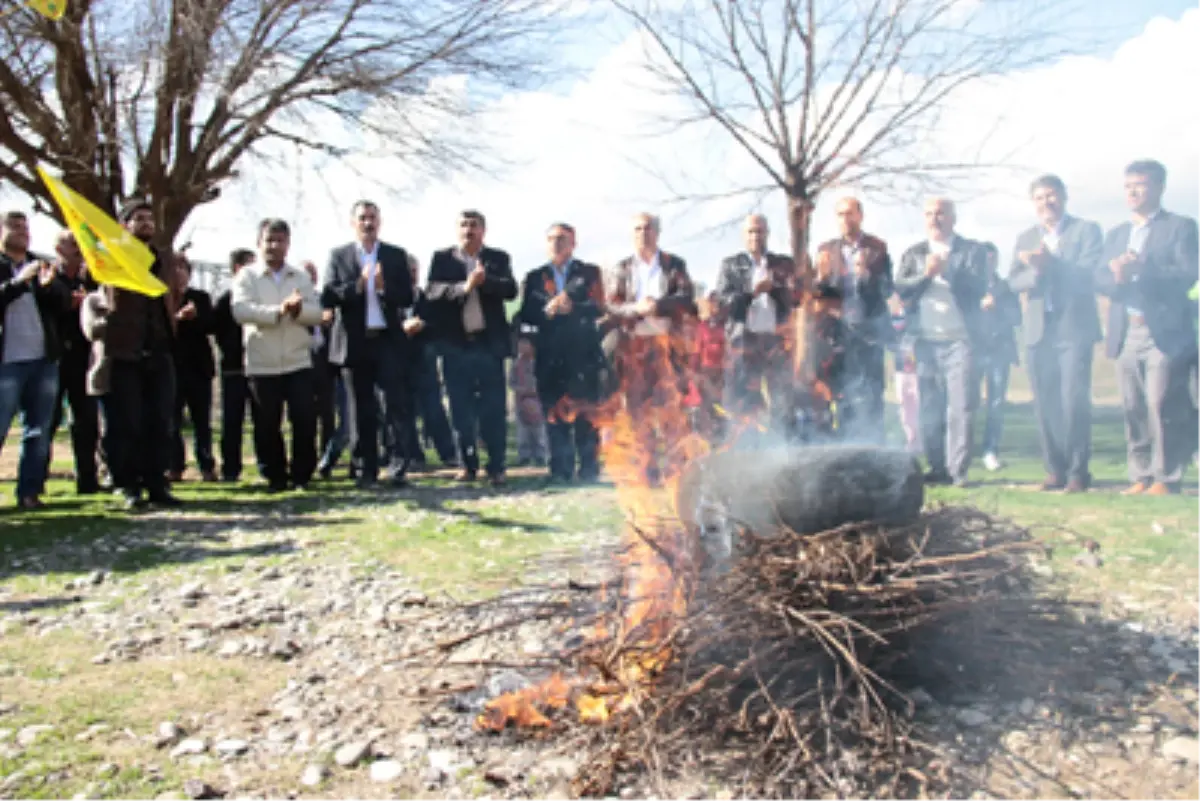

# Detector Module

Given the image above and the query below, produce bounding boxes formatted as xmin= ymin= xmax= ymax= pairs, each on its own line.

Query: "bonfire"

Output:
xmin=449 ymin=327 xmax=1040 ymax=798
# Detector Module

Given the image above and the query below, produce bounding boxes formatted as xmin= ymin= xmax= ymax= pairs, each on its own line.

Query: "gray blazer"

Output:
xmin=1096 ymin=210 xmax=1199 ymax=360
xmin=1008 ymin=216 xmax=1103 ymax=347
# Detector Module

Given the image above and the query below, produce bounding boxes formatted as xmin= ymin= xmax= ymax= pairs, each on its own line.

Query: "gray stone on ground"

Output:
xmin=369 ymin=760 xmax=404 ymax=783
xmin=300 ymin=764 xmax=327 ymax=787
xmin=334 ymin=739 xmax=372 ymax=767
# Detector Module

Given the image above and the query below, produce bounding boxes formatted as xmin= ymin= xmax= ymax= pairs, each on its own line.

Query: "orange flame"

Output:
xmin=475 ymin=672 xmax=571 ymax=731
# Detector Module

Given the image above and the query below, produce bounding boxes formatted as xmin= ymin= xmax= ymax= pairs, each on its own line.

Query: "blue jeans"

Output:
xmin=977 ymin=356 xmax=1010 ymax=456
xmin=0 ymin=359 xmax=60 ymax=499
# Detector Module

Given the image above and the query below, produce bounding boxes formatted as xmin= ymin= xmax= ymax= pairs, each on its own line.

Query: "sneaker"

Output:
xmin=982 ymin=452 xmax=1002 ymax=472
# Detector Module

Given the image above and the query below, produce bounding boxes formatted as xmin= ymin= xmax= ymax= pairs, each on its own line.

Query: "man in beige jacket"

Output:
xmin=232 ymin=218 xmax=322 ymax=492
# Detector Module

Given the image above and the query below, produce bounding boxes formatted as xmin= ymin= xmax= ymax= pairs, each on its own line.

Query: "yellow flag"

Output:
xmin=25 ymin=0 xmax=67 ymax=20
xmin=36 ymin=164 xmax=167 ymax=298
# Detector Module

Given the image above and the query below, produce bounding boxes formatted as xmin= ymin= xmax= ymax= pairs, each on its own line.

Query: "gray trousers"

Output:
xmin=916 ymin=338 xmax=974 ymax=481
xmin=1029 ymin=337 xmax=1093 ymax=484
xmin=1116 ymin=321 xmax=1193 ymax=485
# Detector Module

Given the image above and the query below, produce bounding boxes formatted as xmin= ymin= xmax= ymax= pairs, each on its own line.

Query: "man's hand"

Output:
xmin=321 ymin=308 xmax=334 ymax=325
xmin=854 ymin=253 xmax=872 ymax=281
xmin=1110 ymin=251 xmax=1139 ymax=282
xmin=466 ymin=265 xmax=486 ymax=292
xmin=403 ymin=317 xmax=425 ymax=336
xmin=374 ymin=267 xmax=385 ymax=294
xmin=281 ymin=290 xmax=303 ymax=318
xmin=887 ymin=295 xmax=904 ymax=316
xmin=1019 ymin=246 xmax=1052 ymax=270
xmin=177 ymin=300 xmax=197 ymax=321
xmin=15 ymin=261 xmax=40 ymax=284
xmin=980 ymin=294 xmax=995 ymax=311
xmin=924 ymin=252 xmax=944 ymax=278
xmin=71 ymin=288 xmax=86 ymax=310
xmin=37 ymin=261 xmax=56 ymax=287
xmin=634 ymin=297 xmax=658 ymax=317
xmin=546 ymin=292 xmax=573 ymax=317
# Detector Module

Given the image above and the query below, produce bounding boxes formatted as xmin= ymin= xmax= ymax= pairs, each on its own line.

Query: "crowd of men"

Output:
xmin=0 ymin=158 xmax=1196 ymax=510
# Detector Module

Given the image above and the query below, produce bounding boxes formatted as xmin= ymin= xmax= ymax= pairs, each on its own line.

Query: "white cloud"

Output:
xmin=9 ymin=8 xmax=1197 ymax=290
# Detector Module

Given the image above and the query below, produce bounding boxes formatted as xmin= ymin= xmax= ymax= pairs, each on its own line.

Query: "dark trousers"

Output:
xmin=171 ymin=370 xmax=215 ymax=474
xmin=442 ymin=341 xmax=507 ymax=476
xmin=1029 ymin=337 xmax=1092 ymax=483
xmin=412 ymin=346 xmax=456 ymax=463
xmin=219 ymin=373 xmax=257 ymax=480
xmin=313 ymin=359 xmax=337 ymax=462
xmin=538 ymin=368 xmax=600 ymax=481
xmin=49 ymin=355 xmax=99 ymax=493
xmin=248 ymin=368 xmax=317 ymax=488
xmin=916 ymin=339 xmax=974 ymax=482
xmin=836 ymin=338 xmax=886 ymax=444
xmin=107 ymin=354 xmax=174 ymax=496
xmin=976 ymin=355 xmax=1012 ymax=456
xmin=342 ymin=333 xmax=413 ymax=482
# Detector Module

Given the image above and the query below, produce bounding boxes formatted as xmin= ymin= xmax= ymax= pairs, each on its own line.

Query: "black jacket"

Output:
xmin=0 ymin=252 xmax=70 ymax=363
xmin=213 ymin=288 xmax=245 ymax=375
xmin=321 ymin=241 xmax=414 ymax=367
xmin=172 ymin=287 xmax=216 ymax=380
xmin=516 ymin=260 xmax=607 ymax=400
xmin=56 ymin=267 xmax=97 ymax=365
xmin=424 ymin=246 xmax=518 ymax=358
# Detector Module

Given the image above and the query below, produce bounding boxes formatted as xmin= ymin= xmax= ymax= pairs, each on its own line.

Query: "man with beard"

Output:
xmin=813 ymin=198 xmax=893 ymax=444
xmin=425 ymin=210 xmax=518 ymax=487
xmin=516 ymin=222 xmax=606 ymax=483
xmin=1097 ymin=160 xmax=1199 ymax=496
xmin=90 ymin=199 xmax=183 ymax=509
xmin=716 ymin=214 xmax=797 ymax=437
xmin=233 ymin=219 xmax=323 ymax=492
xmin=0 ymin=211 xmax=69 ymax=508
xmin=1009 ymin=177 xmax=1102 ymax=493
xmin=321 ymin=201 xmax=416 ymax=488
xmin=47 ymin=229 xmax=101 ymax=495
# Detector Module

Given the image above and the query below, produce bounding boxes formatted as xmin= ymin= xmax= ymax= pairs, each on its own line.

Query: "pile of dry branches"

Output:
xmin=432 ymin=504 xmax=1043 ymax=798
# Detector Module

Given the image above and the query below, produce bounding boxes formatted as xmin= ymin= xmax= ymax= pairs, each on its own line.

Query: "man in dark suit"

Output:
xmin=813 ymin=198 xmax=893 ymax=443
xmin=1096 ymin=160 xmax=1199 ymax=496
xmin=1009 ymin=175 xmax=1103 ymax=492
xmin=716 ymin=214 xmax=797 ymax=434
xmin=168 ymin=254 xmax=217 ymax=482
xmin=600 ymin=212 xmax=697 ymax=484
xmin=424 ymin=210 xmax=518 ymax=486
xmin=895 ymin=198 xmax=988 ymax=487
xmin=321 ymin=200 xmax=416 ymax=488
xmin=516 ymin=222 xmax=606 ymax=483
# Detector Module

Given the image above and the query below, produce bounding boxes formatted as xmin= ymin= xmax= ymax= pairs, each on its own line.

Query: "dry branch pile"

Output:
xmin=434 ymin=505 xmax=1044 ymax=799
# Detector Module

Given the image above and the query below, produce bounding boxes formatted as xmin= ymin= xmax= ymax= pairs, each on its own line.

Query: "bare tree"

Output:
xmin=0 ymin=0 xmax=570 ymax=246
xmin=610 ymin=0 xmax=1082 ymax=276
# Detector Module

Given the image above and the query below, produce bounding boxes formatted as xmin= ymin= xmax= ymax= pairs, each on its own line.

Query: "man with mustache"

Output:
xmin=1009 ymin=174 xmax=1103 ymax=492
xmin=424 ymin=210 xmax=518 ymax=487
xmin=321 ymin=200 xmax=416 ymax=488
xmin=1097 ymin=160 xmax=1199 ymax=496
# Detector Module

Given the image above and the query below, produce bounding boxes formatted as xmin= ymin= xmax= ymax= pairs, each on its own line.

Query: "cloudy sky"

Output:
xmin=9 ymin=0 xmax=1199 ymax=288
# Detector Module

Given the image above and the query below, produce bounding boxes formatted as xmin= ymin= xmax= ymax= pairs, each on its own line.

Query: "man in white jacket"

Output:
xmin=232 ymin=219 xmax=322 ymax=491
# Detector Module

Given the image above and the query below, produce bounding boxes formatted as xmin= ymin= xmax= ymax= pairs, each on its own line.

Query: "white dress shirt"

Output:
xmin=631 ymin=251 xmax=668 ymax=337
xmin=360 ymin=242 xmax=386 ymax=330
xmin=1124 ymin=209 xmax=1160 ymax=316
xmin=745 ymin=253 xmax=776 ymax=334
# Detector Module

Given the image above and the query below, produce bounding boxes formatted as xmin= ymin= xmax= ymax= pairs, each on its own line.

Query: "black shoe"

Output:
xmin=77 ymin=484 xmax=100 ymax=496
xmin=291 ymin=483 xmax=309 ymax=493
xmin=266 ymin=481 xmax=288 ymax=494
xmin=355 ymin=476 xmax=377 ymax=489
xmin=148 ymin=491 xmax=184 ymax=508
xmin=923 ymin=470 xmax=952 ymax=485
xmin=386 ymin=474 xmax=410 ymax=488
